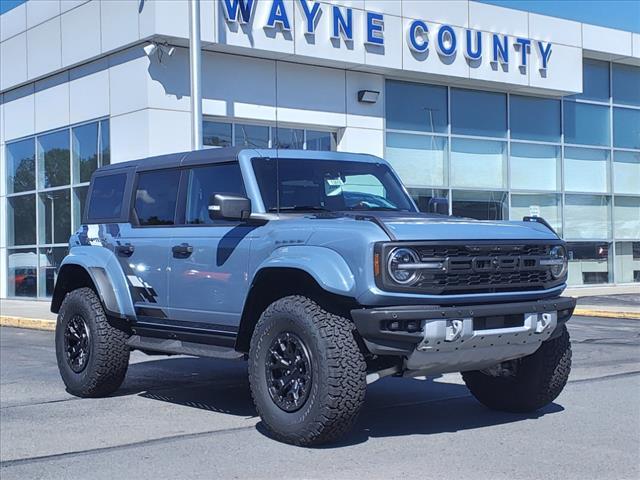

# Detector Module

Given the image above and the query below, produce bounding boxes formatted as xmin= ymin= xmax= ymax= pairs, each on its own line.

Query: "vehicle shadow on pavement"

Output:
xmin=115 ymin=357 xmax=564 ymax=446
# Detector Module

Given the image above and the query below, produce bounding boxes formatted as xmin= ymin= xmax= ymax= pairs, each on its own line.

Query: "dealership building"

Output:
xmin=0 ymin=0 xmax=639 ymax=301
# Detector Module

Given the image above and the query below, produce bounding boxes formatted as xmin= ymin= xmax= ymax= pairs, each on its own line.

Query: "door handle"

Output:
xmin=172 ymin=243 xmax=193 ymax=258
xmin=116 ymin=244 xmax=135 ymax=257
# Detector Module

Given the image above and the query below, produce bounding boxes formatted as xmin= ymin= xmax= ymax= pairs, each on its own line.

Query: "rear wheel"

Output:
xmin=248 ymin=295 xmax=367 ymax=446
xmin=462 ymin=325 xmax=571 ymax=412
xmin=55 ymin=287 xmax=130 ymax=397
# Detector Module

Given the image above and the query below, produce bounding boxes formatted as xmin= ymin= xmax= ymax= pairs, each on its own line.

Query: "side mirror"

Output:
xmin=208 ymin=194 xmax=252 ymax=221
xmin=427 ymin=197 xmax=449 ymax=215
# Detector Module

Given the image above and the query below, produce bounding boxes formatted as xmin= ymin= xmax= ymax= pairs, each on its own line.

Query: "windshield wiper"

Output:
xmin=346 ymin=206 xmax=404 ymax=211
xmin=269 ymin=206 xmax=330 ymax=212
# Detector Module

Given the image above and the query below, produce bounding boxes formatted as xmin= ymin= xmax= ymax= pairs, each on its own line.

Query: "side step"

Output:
xmin=127 ymin=335 xmax=244 ymax=360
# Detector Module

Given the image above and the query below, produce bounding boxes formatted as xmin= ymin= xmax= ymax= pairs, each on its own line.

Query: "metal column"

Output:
xmin=189 ymin=0 xmax=203 ymax=150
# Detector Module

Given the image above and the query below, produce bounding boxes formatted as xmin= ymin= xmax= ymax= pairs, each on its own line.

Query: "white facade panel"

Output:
xmin=108 ymin=47 xmax=149 ymax=117
xmin=202 ymin=52 xmax=277 ymax=121
xmin=364 ymin=12 xmax=402 ymax=70
xmin=632 ymin=33 xmax=640 ymax=59
xmin=402 ymin=0 xmax=468 ymax=27
xmin=139 ymin=0 xmax=190 ymax=40
xmin=200 ymin=0 xmax=217 ymax=44
xmin=110 ymin=109 xmax=150 ymax=163
xmin=101 ymin=0 xmax=140 ymax=53
xmin=69 ymin=59 xmax=109 ymax=124
xmin=60 ymin=0 xmax=90 ymax=14
xmin=322 ymin=0 xmax=365 ymax=8
xmin=528 ymin=12 xmax=581 ymax=47
xmin=469 ymin=2 xmax=529 ymax=38
xmin=468 ymin=31 xmax=529 ymax=87
xmin=26 ymin=17 xmax=62 ymax=80
xmin=528 ymin=43 xmax=582 ymax=93
xmin=338 ymin=126 xmax=384 ymax=157
xmin=26 ymin=0 xmax=60 ymax=30
xmin=0 ymin=3 xmax=26 ymax=42
xmin=3 ymin=84 xmax=35 ymax=141
xmin=345 ymin=71 xmax=384 ymax=129
xmin=276 ymin=62 xmax=346 ymax=127
xmin=35 ymin=72 xmax=70 ymax=133
xmin=147 ymin=109 xmax=191 ymax=157
xmin=1 ymin=33 xmax=28 ymax=91
xmin=365 ymin=0 xmax=402 ymax=17
xmin=582 ymin=23 xmax=633 ymax=57
xmin=61 ymin=0 xmax=102 ymax=68
xmin=146 ymin=48 xmax=191 ymax=112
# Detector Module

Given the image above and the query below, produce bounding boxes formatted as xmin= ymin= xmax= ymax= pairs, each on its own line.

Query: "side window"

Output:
xmin=134 ymin=170 xmax=180 ymax=226
xmin=185 ymin=163 xmax=246 ymax=224
xmin=87 ymin=173 xmax=127 ymax=221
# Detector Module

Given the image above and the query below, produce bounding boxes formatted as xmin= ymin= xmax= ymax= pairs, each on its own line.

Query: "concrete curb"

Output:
xmin=573 ymin=308 xmax=640 ymax=320
xmin=0 ymin=316 xmax=56 ymax=331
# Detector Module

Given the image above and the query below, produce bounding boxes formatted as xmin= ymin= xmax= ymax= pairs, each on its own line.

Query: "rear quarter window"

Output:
xmin=87 ymin=173 xmax=127 ymax=222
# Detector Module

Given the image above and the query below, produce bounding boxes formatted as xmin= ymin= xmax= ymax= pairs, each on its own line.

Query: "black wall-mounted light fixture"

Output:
xmin=357 ymin=90 xmax=380 ymax=103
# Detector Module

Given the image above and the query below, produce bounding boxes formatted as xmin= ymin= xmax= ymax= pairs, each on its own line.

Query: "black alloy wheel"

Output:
xmin=64 ymin=314 xmax=91 ymax=373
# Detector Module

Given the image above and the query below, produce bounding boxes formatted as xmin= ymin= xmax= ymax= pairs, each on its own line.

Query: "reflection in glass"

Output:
xmin=615 ymin=242 xmax=640 ymax=283
xmin=100 ymin=119 xmax=110 ymax=167
xmin=564 ymin=195 xmax=611 ymax=239
xmin=574 ymin=59 xmax=609 ymax=102
xmin=74 ymin=186 xmax=89 ymax=229
xmin=451 ymin=138 xmax=506 ymax=189
xmin=72 ymin=122 xmax=99 ymax=183
xmin=135 ymin=170 xmax=180 ymax=226
xmin=612 ymin=63 xmax=640 ymax=106
xmin=452 ymin=190 xmax=508 ymax=220
xmin=39 ymin=189 xmax=71 ymax=244
xmin=613 ymin=108 xmax=640 ymax=149
xmin=386 ymin=81 xmax=448 ymax=133
xmin=510 ymin=95 xmax=560 ymax=142
xmin=7 ymin=138 xmax=35 ymax=193
xmin=203 ymin=121 xmax=232 ymax=147
xmin=39 ymin=247 xmax=68 ymax=297
xmin=563 ymin=101 xmax=610 ymax=147
xmin=510 ymin=143 xmax=560 ymax=191
xmin=566 ymin=242 xmax=612 ymax=285
xmin=8 ymin=194 xmax=36 ymax=246
xmin=38 ymin=130 xmax=70 ymax=188
xmin=186 ymin=164 xmax=246 ymax=224
xmin=510 ymin=194 xmax=562 ymax=235
xmin=564 ymin=147 xmax=609 ymax=193
xmin=234 ymin=124 xmax=269 ymax=148
xmin=306 ymin=130 xmax=334 ymax=151
xmin=8 ymin=248 xmax=38 ymax=297
xmin=386 ymin=133 xmax=447 ymax=187
xmin=407 ymin=188 xmax=448 ymax=214
xmin=614 ymin=196 xmax=640 ymax=239
xmin=613 ymin=151 xmax=640 ymax=194
xmin=274 ymin=128 xmax=304 ymax=149
xmin=451 ymin=88 xmax=506 ymax=138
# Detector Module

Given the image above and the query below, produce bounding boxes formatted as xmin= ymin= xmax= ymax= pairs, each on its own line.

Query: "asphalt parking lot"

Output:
xmin=1 ymin=315 xmax=639 ymax=480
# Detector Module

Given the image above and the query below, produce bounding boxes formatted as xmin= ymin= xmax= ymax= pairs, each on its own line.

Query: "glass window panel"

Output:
xmin=564 ymin=195 xmax=611 ymax=239
xmin=100 ymin=119 xmax=110 ymax=167
xmin=451 ymin=138 xmax=506 ymax=189
xmin=8 ymin=194 xmax=36 ymax=246
xmin=39 ymin=247 xmax=67 ymax=297
xmin=612 ymin=63 xmax=640 ymax=106
xmin=510 ymin=193 xmax=562 ymax=235
xmin=203 ymin=121 xmax=232 ymax=147
xmin=185 ymin=164 xmax=246 ymax=224
xmin=510 ymin=95 xmax=561 ymax=142
xmin=510 ymin=143 xmax=560 ymax=191
xmin=234 ymin=123 xmax=269 ymax=148
xmin=7 ymin=248 xmax=38 ymax=297
xmin=39 ymin=189 xmax=71 ymax=244
xmin=614 ymin=151 xmax=640 ymax=194
xmin=452 ymin=190 xmax=508 ymax=220
xmin=72 ymin=122 xmax=99 ymax=184
xmin=37 ymin=130 xmax=70 ymax=188
xmin=7 ymin=138 xmax=35 ymax=193
xmin=575 ymin=59 xmax=609 ymax=102
xmin=563 ymin=101 xmax=610 ymax=147
xmin=135 ymin=170 xmax=180 ymax=226
xmin=74 ymin=186 xmax=89 ymax=229
xmin=451 ymin=88 xmax=506 ymax=138
xmin=305 ymin=130 xmax=334 ymax=151
xmin=614 ymin=196 xmax=640 ymax=239
xmin=407 ymin=188 xmax=448 ymax=214
xmin=385 ymin=133 xmax=447 ymax=187
xmin=615 ymin=242 xmax=640 ymax=283
xmin=87 ymin=174 xmax=127 ymax=221
xmin=564 ymin=147 xmax=610 ymax=193
xmin=274 ymin=128 xmax=304 ymax=149
xmin=613 ymin=108 xmax=640 ymax=149
xmin=566 ymin=242 xmax=612 ymax=285
xmin=386 ymin=80 xmax=448 ymax=133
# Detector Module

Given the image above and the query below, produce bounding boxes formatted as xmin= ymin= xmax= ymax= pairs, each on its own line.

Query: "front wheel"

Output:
xmin=248 ymin=296 xmax=367 ymax=446
xmin=462 ymin=325 xmax=571 ymax=412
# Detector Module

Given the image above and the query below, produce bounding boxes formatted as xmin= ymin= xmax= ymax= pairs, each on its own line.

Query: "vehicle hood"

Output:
xmin=347 ymin=212 xmax=559 ymax=241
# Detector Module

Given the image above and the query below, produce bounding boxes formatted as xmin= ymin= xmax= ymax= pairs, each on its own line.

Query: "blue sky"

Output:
xmin=1 ymin=0 xmax=639 ymax=33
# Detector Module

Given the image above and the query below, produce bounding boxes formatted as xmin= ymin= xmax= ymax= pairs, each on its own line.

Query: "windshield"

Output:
xmin=252 ymin=158 xmax=416 ymax=213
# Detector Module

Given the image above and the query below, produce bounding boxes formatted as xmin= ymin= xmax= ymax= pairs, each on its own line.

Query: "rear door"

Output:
xmin=167 ymin=162 xmax=254 ymax=328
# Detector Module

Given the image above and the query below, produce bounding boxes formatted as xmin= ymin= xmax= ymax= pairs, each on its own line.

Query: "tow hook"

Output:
xmin=445 ymin=319 xmax=464 ymax=342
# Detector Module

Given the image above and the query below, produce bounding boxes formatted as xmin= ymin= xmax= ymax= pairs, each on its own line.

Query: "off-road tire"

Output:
xmin=248 ymin=295 xmax=367 ymax=446
xmin=55 ymin=287 xmax=130 ymax=397
xmin=462 ymin=325 xmax=571 ymax=412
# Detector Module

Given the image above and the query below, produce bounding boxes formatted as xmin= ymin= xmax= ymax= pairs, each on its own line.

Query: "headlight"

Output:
xmin=545 ymin=245 xmax=568 ymax=279
xmin=387 ymin=247 xmax=420 ymax=285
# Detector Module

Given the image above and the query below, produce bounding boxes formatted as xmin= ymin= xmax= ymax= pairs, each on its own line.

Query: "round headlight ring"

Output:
xmin=387 ymin=247 xmax=420 ymax=285
xmin=549 ymin=245 xmax=568 ymax=279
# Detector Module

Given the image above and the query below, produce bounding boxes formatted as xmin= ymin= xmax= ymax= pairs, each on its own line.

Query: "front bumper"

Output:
xmin=351 ymin=296 xmax=576 ymax=375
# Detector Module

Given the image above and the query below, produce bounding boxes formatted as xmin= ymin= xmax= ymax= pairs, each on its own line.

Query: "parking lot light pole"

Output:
xmin=189 ymin=0 xmax=203 ymax=150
